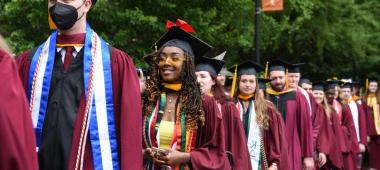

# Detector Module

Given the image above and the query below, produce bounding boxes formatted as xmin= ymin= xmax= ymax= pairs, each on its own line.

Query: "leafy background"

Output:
xmin=1 ymin=0 xmax=379 ymax=83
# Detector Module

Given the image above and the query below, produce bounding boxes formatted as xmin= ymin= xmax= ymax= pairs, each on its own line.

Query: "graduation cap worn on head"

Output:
xmin=258 ymin=78 xmax=271 ymax=90
xmin=324 ymin=80 xmax=338 ymax=90
xmin=312 ymin=82 xmax=325 ymax=91
xmin=299 ymin=75 xmax=312 ymax=85
xmin=288 ymin=63 xmax=305 ymax=73
xmin=228 ymin=60 xmax=264 ymax=76
xmin=195 ymin=56 xmax=225 ymax=75
xmin=151 ymin=20 xmax=212 ymax=59
xmin=340 ymin=82 xmax=353 ymax=89
xmin=268 ymin=58 xmax=290 ymax=72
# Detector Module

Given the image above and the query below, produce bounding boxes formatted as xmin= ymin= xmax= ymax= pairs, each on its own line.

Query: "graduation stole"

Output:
xmin=28 ymin=23 xmax=120 ymax=169
xmin=367 ymin=94 xmax=380 ymax=135
xmin=236 ymin=100 xmax=263 ymax=170
xmin=143 ymin=93 xmax=197 ymax=170
xmin=265 ymin=87 xmax=294 ymax=95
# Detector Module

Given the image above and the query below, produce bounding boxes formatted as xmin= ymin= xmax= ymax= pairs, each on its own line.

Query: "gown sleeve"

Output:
xmin=221 ymin=101 xmax=251 ymax=170
xmin=190 ymin=95 xmax=229 ymax=170
xmin=265 ymin=105 xmax=290 ymax=170
xmin=0 ymin=50 xmax=38 ymax=170
xmin=110 ymin=48 xmax=143 ymax=170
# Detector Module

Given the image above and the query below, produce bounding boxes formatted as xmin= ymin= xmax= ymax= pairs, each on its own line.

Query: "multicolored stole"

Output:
xmin=367 ymin=94 xmax=380 ymax=135
xmin=28 ymin=23 xmax=119 ymax=169
xmin=236 ymin=100 xmax=263 ymax=170
xmin=143 ymin=93 xmax=197 ymax=170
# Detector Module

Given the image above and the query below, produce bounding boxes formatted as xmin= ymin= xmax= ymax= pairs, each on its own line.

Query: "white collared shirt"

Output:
xmin=56 ymin=46 xmax=83 ymax=63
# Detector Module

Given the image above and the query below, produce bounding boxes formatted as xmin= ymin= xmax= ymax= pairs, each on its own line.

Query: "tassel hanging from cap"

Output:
xmin=48 ymin=10 xmax=57 ymax=30
xmin=230 ymin=64 xmax=238 ymax=98
xmin=264 ymin=61 xmax=269 ymax=79
xmin=285 ymin=68 xmax=289 ymax=89
xmin=366 ymin=78 xmax=369 ymax=93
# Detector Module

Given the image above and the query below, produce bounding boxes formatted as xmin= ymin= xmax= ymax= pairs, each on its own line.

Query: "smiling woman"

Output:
xmin=142 ymin=19 xmax=230 ymax=170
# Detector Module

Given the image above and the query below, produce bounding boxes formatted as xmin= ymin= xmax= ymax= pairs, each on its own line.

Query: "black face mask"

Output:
xmin=49 ymin=2 xmax=85 ymax=30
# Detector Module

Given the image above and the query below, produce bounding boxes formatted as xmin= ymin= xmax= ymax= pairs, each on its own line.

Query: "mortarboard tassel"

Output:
xmin=264 ymin=61 xmax=269 ymax=79
xmin=366 ymin=78 xmax=369 ymax=93
xmin=230 ymin=64 xmax=238 ymax=98
xmin=285 ymin=68 xmax=289 ymax=89
xmin=48 ymin=10 xmax=57 ymax=30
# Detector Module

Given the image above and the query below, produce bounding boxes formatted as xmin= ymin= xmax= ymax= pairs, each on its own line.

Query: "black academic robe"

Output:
xmin=266 ymin=88 xmax=314 ymax=170
xmin=17 ymin=46 xmax=142 ymax=170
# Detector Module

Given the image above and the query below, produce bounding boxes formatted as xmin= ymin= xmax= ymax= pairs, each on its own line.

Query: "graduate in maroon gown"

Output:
xmin=312 ymin=82 xmax=344 ymax=169
xmin=17 ymin=1 xmax=142 ymax=169
xmin=340 ymin=82 xmax=368 ymax=170
xmin=265 ymin=59 xmax=314 ymax=170
xmin=195 ymin=54 xmax=251 ymax=169
xmin=229 ymin=60 xmax=289 ymax=170
xmin=142 ymin=19 xmax=229 ymax=169
xmin=361 ymin=78 xmax=380 ymax=170
xmin=0 ymin=48 xmax=38 ymax=170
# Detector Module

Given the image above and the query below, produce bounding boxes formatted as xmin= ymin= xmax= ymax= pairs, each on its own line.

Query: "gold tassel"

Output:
xmin=230 ymin=64 xmax=238 ymax=98
xmin=264 ymin=61 xmax=269 ymax=79
xmin=285 ymin=68 xmax=289 ymax=89
xmin=366 ymin=78 xmax=369 ymax=93
xmin=48 ymin=10 xmax=57 ymax=30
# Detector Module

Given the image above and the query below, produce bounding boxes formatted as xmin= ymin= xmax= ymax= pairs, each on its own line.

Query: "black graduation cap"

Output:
xmin=228 ymin=60 xmax=264 ymax=76
xmin=340 ymin=82 xmax=353 ymax=89
xmin=151 ymin=26 xmax=212 ymax=59
xmin=288 ymin=63 xmax=305 ymax=73
xmin=267 ymin=58 xmax=290 ymax=72
xmin=299 ymin=75 xmax=312 ymax=85
xmin=258 ymin=78 xmax=271 ymax=90
xmin=312 ymin=82 xmax=325 ymax=91
xmin=368 ymin=76 xmax=378 ymax=83
xmin=195 ymin=56 xmax=225 ymax=75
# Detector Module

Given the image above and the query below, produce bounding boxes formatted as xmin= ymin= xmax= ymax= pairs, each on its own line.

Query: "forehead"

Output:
xmin=369 ymin=82 xmax=378 ymax=85
xmin=270 ymin=70 xmax=285 ymax=77
xmin=313 ymin=90 xmax=324 ymax=93
xmin=161 ymin=46 xmax=185 ymax=54
xmin=287 ymin=73 xmax=300 ymax=76
xmin=240 ymin=75 xmax=256 ymax=80
xmin=341 ymin=87 xmax=351 ymax=91
xmin=196 ymin=71 xmax=211 ymax=76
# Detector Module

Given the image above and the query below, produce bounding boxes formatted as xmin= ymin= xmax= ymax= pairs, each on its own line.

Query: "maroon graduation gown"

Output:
xmin=267 ymin=88 xmax=314 ymax=170
xmin=315 ymin=105 xmax=344 ymax=170
xmin=220 ymin=100 xmax=251 ymax=170
xmin=17 ymin=46 xmax=142 ymax=170
xmin=362 ymin=100 xmax=380 ymax=169
xmin=263 ymin=105 xmax=290 ymax=170
xmin=341 ymin=103 xmax=360 ymax=170
xmin=0 ymin=49 xmax=38 ymax=170
xmin=189 ymin=95 xmax=230 ymax=169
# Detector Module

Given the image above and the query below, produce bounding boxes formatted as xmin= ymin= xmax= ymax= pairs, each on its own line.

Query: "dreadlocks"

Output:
xmin=143 ymin=50 xmax=205 ymax=129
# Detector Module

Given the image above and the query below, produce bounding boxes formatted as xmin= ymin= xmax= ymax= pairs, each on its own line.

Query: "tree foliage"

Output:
xmin=0 ymin=0 xmax=379 ymax=82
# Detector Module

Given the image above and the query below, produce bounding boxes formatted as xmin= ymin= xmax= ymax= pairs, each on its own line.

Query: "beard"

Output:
xmin=271 ymin=84 xmax=284 ymax=92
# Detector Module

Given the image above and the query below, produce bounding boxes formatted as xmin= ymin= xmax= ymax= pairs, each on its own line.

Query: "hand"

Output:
xmin=158 ymin=149 xmax=190 ymax=166
xmin=143 ymin=148 xmax=170 ymax=168
xmin=268 ymin=163 xmax=278 ymax=170
xmin=359 ymin=144 xmax=366 ymax=153
xmin=303 ymin=157 xmax=315 ymax=170
xmin=318 ymin=153 xmax=327 ymax=167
